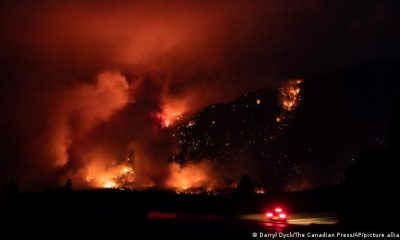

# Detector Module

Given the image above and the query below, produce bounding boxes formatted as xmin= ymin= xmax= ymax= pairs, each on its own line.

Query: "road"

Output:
xmin=144 ymin=211 xmax=339 ymax=238
xmin=239 ymin=212 xmax=338 ymax=225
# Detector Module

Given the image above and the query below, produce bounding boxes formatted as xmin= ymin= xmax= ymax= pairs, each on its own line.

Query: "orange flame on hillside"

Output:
xmin=85 ymin=163 xmax=136 ymax=189
xmin=79 ymin=79 xmax=302 ymax=193
xmin=84 ymin=160 xmax=218 ymax=193
xmin=280 ymin=79 xmax=302 ymax=111
xmin=166 ymin=161 xmax=217 ymax=192
xmin=156 ymin=101 xmax=188 ymax=128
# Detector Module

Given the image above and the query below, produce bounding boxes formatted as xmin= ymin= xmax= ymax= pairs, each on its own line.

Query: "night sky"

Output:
xmin=1 ymin=0 xmax=400 ymax=191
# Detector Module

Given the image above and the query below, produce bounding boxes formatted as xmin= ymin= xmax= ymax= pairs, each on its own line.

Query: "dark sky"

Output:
xmin=0 ymin=0 xmax=400 ymax=191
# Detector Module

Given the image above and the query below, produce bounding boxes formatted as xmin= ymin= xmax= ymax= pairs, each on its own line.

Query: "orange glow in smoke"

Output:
xmin=156 ymin=100 xmax=189 ymax=128
xmin=75 ymin=78 xmax=303 ymax=191
xmin=166 ymin=161 xmax=216 ymax=192
xmin=49 ymin=71 xmax=130 ymax=167
xmin=156 ymin=111 xmax=183 ymax=128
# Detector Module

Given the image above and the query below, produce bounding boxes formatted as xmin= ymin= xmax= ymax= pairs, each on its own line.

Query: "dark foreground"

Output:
xmin=0 ymin=210 xmax=389 ymax=239
xmin=1 ymin=188 xmax=399 ymax=238
xmin=142 ymin=211 xmax=340 ymax=239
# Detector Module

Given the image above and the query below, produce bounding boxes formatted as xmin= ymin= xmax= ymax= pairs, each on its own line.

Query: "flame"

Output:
xmin=85 ymin=163 xmax=136 ymax=189
xmin=82 ymin=159 xmax=219 ymax=192
xmin=103 ymin=180 xmax=117 ymax=189
xmin=155 ymin=101 xmax=188 ymax=128
xmin=155 ymin=111 xmax=183 ymax=128
xmin=166 ymin=161 xmax=216 ymax=192
xmin=280 ymin=79 xmax=302 ymax=111
xmin=255 ymin=187 xmax=266 ymax=194
xmin=76 ymin=79 xmax=303 ymax=192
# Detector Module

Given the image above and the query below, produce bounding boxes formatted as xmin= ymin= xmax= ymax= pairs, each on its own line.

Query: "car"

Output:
xmin=265 ymin=207 xmax=288 ymax=222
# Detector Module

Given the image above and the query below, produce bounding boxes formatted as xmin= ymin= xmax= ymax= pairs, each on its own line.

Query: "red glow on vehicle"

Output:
xmin=265 ymin=206 xmax=288 ymax=222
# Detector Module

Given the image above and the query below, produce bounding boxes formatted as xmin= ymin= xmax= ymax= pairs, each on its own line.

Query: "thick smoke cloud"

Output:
xmin=0 ymin=0 xmax=399 ymax=189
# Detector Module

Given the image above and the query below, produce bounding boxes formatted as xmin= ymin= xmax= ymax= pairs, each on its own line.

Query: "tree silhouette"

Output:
xmin=62 ymin=178 xmax=73 ymax=192
xmin=235 ymin=175 xmax=255 ymax=198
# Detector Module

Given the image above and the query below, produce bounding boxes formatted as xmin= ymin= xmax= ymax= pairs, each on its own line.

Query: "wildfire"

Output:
xmin=187 ymin=120 xmax=195 ymax=127
xmin=255 ymin=187 xmax=266 ymax=194
xmin=280 ymin=79 xmax=303 ymax=111
xmin=155 ymin=99 xmax=190 ymax=128
xmin=103 ymin=180 xmax=117 ymax=189
xmin=82 ymin=158 xmax=220 ymax=193
xmin=166 ymin=161 xmax=216 ymax=192
xmin=79 ymin=79 xmax=303 ymax=193
xmin=156 ymin=111 xmax=183 ymax=128
xmin=85 ymin=163 xmax=136 ymax=189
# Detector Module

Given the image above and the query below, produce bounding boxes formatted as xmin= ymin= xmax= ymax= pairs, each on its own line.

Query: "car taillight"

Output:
xmin=279 ymin=213 xmax=286 ymax=219
xmin=275 ymin=208 xmax=282 ymax=213
xmin=266 ymin=212 xmax=273 ymax=217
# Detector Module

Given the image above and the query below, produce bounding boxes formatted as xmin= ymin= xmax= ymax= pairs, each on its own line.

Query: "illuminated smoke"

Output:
xmin=48 ymin=71 xmax=131 ymax=167
xmin=82 ymin=79 xmax=304 ymax=193
xmin=166 ymin=161 xmax=218 ymax=192
xmin=3 ymin=0 xmax=391 ymax=191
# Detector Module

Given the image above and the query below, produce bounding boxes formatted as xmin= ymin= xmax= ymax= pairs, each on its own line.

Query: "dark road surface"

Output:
xmin=143 ymin=212 xmax=339 ymax=238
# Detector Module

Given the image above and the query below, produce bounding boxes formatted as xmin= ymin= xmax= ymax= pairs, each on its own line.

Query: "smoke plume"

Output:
xmin=0 ymin=0 xmax=399 ymax=190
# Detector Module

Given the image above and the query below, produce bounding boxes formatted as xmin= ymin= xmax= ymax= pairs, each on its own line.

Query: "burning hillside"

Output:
xmin=72 ymin=79 xmax=303 ymax=192
xmin=2 ymin=1 xmax=396 ymax=193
